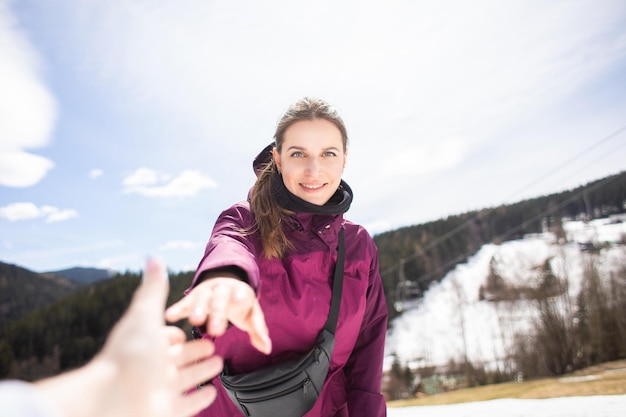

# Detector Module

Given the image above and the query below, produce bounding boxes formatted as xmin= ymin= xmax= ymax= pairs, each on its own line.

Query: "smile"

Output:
xmin=300 ymin=183 xmax=326 ymax=191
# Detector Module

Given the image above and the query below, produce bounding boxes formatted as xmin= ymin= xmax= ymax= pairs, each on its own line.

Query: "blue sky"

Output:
xmin=1 ymin=0 xmax=625 ymax=273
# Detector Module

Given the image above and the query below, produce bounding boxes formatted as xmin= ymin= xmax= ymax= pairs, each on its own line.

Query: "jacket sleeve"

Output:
xmin=345 ymin=237 xmax=388 ymax=416
xmin=187 ymin=203 xmax=262 ymax=292
xmin=0 ymin=381 xmax=64 ymax=417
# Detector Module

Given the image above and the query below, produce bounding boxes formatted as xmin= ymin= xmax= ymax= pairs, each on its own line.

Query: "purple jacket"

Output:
xmin=189 ymin=202 xmax=388 ymax=416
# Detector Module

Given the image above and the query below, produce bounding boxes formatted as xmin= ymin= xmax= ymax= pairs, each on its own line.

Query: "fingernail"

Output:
xmin=145 ymin=257 xmax=169 ymax=283
xmin=234 ymin=288 xmax=247 ymax=301
xmin=210 ymin=317 xmax=223 ymax=330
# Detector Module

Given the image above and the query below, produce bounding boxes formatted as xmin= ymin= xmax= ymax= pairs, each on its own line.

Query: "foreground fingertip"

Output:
xmin=196 ymin=339 xmax=217 ymax=356
xmin=145 ymin=257 xmax=160 ymax=273
xmin=144 ymin=256 xmax=169 ymax=283
xmin=182 ymin=385 xmax=218 ymax=417
xmin=163 ymin=325 xmax=186 ymax=341
xmin=199 ymin=384 xmax=218 ymax=402
xmin=164 ymin=306 xmax=179 ymax=321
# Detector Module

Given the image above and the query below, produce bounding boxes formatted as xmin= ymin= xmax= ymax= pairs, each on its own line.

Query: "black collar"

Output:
xmin=271 ymin=172 xmax=353 ymax=215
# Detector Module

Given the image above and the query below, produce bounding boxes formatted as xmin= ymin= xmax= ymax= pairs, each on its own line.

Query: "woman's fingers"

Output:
xmin=165 ymin=282 xmax=214 ymax=326
xmin=245 ymin=302 xmax=272 ymax=355
xmin=164 ymin=295 xmax=194 ymax=322
xmin=165 ymin=278 xmax=272 ymax=354
xmin=187 ymin=285 xmax=214 ymax=326
xmin=207 ymin=283 xmax=232 ymax=336
xmin=226 ymin=288 xmax=272 ymax=355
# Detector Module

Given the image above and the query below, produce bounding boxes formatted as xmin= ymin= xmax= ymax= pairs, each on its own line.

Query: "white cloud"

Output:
xmin=0 ymin=1 xmax=57 ymax=187
xmin=0 ymin=202 xmax=40 ymax=221
xmin=158 ymin=240 xmax=201 ymax=251
xmin=122 ymin=167 xmax=160 ymax=187
xmin=122 ymin=168 xmax=217 ymax=198
xmin=0 ymin=150 xmax=55 ymax=188
xmin=89 ymin=168 xmax=104 ymax=179
xmin=45 ymin=208 xmax=79 ymax=223
xmin=0 ymin=202 xmax=78 ymax=223
xmin=97 ymin=253 xmax=142 ymax=271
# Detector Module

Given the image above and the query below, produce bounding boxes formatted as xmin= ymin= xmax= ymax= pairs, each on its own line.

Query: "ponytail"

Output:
xmin=249 ymin=160 xmax=294 ymax=259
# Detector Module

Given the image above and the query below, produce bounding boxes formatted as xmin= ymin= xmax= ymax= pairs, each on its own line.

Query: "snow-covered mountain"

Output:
xmin=384 ymin=214 xmax=626 ymax=371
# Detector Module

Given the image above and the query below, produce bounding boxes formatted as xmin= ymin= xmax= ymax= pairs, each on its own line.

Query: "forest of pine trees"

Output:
xmin=375 ymin=171 xmax=626 ymax=322
xmin=1 ymin=171 xmax=625 ymax=393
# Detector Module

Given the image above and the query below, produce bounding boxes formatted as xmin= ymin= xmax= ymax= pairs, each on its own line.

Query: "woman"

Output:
xmin=166 ymin=97 xmax=388 ymax=416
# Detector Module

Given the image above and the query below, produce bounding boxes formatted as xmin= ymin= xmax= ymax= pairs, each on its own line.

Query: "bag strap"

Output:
xmin=323 ymin=227 xmax=345 ymax=335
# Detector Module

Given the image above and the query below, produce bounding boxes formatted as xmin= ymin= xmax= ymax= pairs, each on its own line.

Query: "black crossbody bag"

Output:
xmin=219 ymin=228 xmax=345 ymax=417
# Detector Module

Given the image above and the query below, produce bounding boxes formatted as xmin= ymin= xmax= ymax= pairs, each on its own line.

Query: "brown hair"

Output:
xmin=250 ymin=97 xmax=348 ymax=259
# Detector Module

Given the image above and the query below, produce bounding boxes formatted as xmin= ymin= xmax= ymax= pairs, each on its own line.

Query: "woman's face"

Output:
xmin=273 ymin=118 xmax=347 ymax=206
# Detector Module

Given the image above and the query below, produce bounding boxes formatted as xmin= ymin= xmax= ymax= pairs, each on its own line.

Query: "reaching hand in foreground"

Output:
xmin=166 ymin=276 xmax=272 ymax=355
xmin=35 ymin=258 xmax=223 ymax=417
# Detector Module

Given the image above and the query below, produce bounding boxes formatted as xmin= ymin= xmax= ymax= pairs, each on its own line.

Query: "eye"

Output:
xmin=323 ymin=151 xmax=337 ymax=157
xmin=290 ymin=151 xmax=305 ymax=158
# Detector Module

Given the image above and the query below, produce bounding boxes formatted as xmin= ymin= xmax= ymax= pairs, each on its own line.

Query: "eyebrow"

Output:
xmin=286 ymin=145 xmax=341 ymax=152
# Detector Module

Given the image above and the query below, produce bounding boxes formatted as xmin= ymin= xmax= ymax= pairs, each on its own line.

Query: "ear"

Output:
xmin=272 ymin=147 xmax=281 ymax=172
xmin=342 ymin=149 xmax=348 ymax=171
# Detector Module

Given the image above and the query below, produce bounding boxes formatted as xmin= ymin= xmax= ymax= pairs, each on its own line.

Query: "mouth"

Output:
xmin=300 ymin=183 xmax=326 ymax=192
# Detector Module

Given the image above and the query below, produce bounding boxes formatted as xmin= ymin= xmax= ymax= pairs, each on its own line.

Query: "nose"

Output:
xmin=305 ymin=157 xmax=321 ymax=176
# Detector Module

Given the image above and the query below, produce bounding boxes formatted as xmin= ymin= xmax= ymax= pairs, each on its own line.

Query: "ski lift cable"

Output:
xmin=499 ymin=124 xmax=626 ymax=205
xmin=382 ymin=170 xmax=625 ymax=283
xmin=542 ymin=136 xmax=626 ymax=199
xmin=496 ymin=170 xmax=623 ymax=242
xmin=380 ymin=123 xmax=626 ymax=279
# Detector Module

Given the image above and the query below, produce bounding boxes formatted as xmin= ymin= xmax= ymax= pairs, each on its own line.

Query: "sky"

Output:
xmin=1 ymin=0 xmax=626 ymax=273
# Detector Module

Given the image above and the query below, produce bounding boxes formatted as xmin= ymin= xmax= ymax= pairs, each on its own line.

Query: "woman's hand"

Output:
xmin=165 ymin=277 xmax=272 ymax=355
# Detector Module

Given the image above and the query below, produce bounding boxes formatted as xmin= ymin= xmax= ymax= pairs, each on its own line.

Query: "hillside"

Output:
xmin=0 ymin=264 xmax=115 ymax=330
xmin=0 ymin=269 xmax=194 ymax=381
xmin=1 ymin=171 xmax=624 ymax=396
xmin=0 ymin=262 xmax=79 ymax=328
xmin=384 ymin=214 xmax=626 ymax=400
xmin=43 ymin=266 xmax=115 ymax=285
xmin=374 ymin=170 xmax=626 ymax=322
